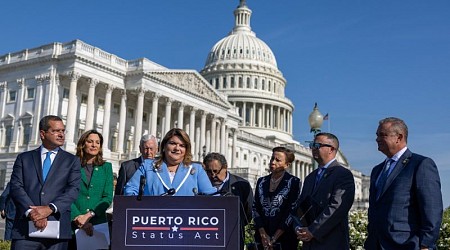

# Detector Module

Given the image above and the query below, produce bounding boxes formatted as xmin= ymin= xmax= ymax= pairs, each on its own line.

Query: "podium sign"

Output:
xmin=112 ymin=196 xmax=240 ymax=250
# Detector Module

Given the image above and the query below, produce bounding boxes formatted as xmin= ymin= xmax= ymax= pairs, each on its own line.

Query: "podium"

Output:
xmin=112 ymin=195 xmax=240 ymax=250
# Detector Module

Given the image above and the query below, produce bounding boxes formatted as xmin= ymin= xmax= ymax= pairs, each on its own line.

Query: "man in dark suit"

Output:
xmin=0 ymin=182 xmax=16 ymax=240
xmin=114 ymin=134 xmax=158 ymax=195
xmin=365 ymin=117 xmax=443 ymax=250
xmin=203 ymin=153 xmax=253 ymax=250
xmin=292 ymin=132 xmax=355 ymax=250
xmin=9 ymin=115 xmax=81 ymax=250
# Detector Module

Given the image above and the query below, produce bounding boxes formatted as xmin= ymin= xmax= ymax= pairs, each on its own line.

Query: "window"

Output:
xmin=243 ymin=154 xmax=247 ymax=160
xmin=113 ymin=104 xmax=120 ymax=114
xmin=254 ymin=79 xmax=258 ymax=89
xmin=63 ymin=88 xmax=69 ymax=99
xmin=143 ymin=112 xmax=148 ymax=123
xmin=8 ymin=90 xmax=16 ymax=102
xmin=4 ymin=126 xmax=13 ymax=147
xmin=98 ymin=99 xmax=105 ymax=109
xmin=81 ymin=94 xmax=88 ymax=104
xmin=238 ymin=77 xmax=243 ymax=88
xmin=128 ymin=108 xmax=134 ymax=118
xmin=223 ymin=77 xmax=227 ymax=88
xmin=230 ymin=77 xmax=235 ymax=88
xmin=246 ymin=78 xmax=250 ymax=88
xmin=26 ymin=87 xmax=35 ymax=99
xmin=22 ymin=124 xmax=32 ymax=145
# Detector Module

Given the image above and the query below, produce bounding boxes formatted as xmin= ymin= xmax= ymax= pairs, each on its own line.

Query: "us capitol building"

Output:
xmin=0 ymin=1 xmax=369 ymax=209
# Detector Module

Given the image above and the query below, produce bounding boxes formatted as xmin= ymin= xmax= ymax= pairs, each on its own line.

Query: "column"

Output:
xmin=262 ymin=104 xmax=265 ymax=127
xmin=242 ymin=102 xmax=246 ymax=125
xmin=200 ymin=111 xmax=207 ymax=157
xmin=117 ymin=90 xmax=127 ymax=154
xmin=270 ymin=105 xmax=274 ymax=128
xmin=258 ymin=104 xmax=264 ymax=128
xmin=102 ymin=84 xmax=114 ymax=152
xmin=220 ymin=118 xmax=226 ymax=154
xmin=189 ymin=107 xmax=196 ymax=142
xmin=215 ymin=119 xmax=221 ymax=152
xmin=32 ymin=76 xmax=45 ymax=145
xmin=164 ymin=98 xmax=173 ymax=134
xmin=10 ymin=78 xmax=25 ymax=152
xmin=210 ymin=115 xmax=216 ymax=152
xmin=65 ymin=72 xmax=80 ymax=148
xmin=150 ymin=93 xmax=160 ymax=136
xmin=251 ymin=102 xmax=256 ymax=126
xmin=177 ymin=103 xmax=185 ymax=129
xmin=85 ymin=78 xmax=98 ymax=131
xmin=0 ymin=82 xmax=6 ymax=118
xmin=231 ymin=128 xmax=237 ymax=168
xmin=134 ymin=88 xmax=145 ymax=152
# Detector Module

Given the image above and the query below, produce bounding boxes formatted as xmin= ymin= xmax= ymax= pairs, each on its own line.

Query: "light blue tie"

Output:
xmin=43 ymin=152 xmax=52 ymax=181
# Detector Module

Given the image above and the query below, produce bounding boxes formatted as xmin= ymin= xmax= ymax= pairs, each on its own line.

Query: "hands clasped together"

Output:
xmin=296 ymin=226 xmax=314 ymax=242
xmin=73 ymin=212 xmax=95 ymax=236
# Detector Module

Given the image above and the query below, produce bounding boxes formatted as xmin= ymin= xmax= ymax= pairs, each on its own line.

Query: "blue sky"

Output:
xmin=1 ymin=0 xmax=449 ymax=207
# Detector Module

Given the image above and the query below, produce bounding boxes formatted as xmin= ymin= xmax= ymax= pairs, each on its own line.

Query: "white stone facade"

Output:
xmin=0 ymin=1 xmax=369 ymax=209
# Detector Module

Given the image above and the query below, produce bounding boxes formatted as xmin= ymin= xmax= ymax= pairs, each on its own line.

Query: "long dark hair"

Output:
xmin=76 ymin=130 xmax=106 ymax=166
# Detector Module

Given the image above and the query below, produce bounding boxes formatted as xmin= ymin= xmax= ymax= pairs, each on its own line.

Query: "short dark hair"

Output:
xmin=39 ymin=115 xmax=63 ymax=131
xmin=272 ymin=146 xmax=295 ymax=164
xmin=203 ymin=152 xmax=228 ymax=169
xmin=315 ymin=132 xmax=340 ymax=149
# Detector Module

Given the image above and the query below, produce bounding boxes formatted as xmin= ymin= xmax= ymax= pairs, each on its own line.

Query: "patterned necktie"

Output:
xmin=376 ymin=159 xmax=394 ymax=199
xmin=43 ymin=152 xmax=52 ymax=181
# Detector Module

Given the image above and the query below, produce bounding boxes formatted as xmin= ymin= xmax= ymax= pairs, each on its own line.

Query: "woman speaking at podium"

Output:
xmin=124 ymin=128 xmax=216 ymax=196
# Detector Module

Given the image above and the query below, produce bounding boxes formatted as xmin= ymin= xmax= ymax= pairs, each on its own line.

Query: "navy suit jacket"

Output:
xmin=115 ymin=157 xmax=142 ymax=195
xmin=293 ymin=160 xmax=355 ymax=250
xmin=365 ymin=149 xmax=443 ymax=250
xmin=9 ymin=147 xmax=81 ymax=240
xmin=0 ymin=182 xmax=16 ymax=220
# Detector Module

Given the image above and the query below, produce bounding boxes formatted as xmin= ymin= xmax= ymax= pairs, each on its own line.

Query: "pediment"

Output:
xmin=145 ymin=70 xmax=230 ymax=109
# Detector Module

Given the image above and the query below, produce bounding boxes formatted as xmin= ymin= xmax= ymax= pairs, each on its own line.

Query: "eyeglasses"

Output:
xmin=309 ymin=142 xmax=334 ymax=150
xmin=205 ymin=166 xmax=224 ymax=176
xmin=44 ymin=129 xmax=67 ymax=135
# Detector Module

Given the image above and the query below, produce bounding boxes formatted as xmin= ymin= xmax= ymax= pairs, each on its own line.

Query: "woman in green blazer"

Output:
xmin=69 ymin=130 xmax=113 ymax=249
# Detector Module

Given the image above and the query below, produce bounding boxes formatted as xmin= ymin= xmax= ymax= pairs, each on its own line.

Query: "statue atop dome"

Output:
xmin=239 ymin=0 xmax=247 ymax=7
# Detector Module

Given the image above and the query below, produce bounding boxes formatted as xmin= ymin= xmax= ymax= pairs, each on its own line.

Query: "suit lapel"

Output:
xmin=312 ymin=160 xmax=338 ymax=194
xmin=32 ymin=148 xmax=44 ymax=184
xmin=379 ymin=149 xmax=413 ymax=198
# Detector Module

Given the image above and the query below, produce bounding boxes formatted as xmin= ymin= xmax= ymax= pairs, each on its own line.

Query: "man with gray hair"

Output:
xmin=115 ymin=134 xmax=158 ymax=195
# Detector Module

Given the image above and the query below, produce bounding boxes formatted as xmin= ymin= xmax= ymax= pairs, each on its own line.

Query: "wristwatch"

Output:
xmin=89 ymin=210 xmax=96 ymax=217
xmin=48 ymin=204 xmax=56 ymax=214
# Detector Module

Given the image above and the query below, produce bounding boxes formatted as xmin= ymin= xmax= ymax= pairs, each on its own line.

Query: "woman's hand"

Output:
xmin=73 ymin=212 xmax=93 ymax=228
xmin=258 ymin=228 xmax=272 ymax=249
xmin=81 ymin=222 xmax=94 ymax=236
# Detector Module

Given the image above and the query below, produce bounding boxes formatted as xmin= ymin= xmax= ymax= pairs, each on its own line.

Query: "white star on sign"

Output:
xmin=172 ymin=225 xmax=178 ymax=232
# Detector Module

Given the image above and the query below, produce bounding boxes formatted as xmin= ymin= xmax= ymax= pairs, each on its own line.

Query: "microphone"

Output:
xmin=137 ymin=175 xmax=146 ymax=201
xmin=160 ymin=188 xmax=176 ymax=196
xmin=196 ymin=190 xmax=226 ymax=196
xmin=192 ymin=188 xmax=199 ymax=196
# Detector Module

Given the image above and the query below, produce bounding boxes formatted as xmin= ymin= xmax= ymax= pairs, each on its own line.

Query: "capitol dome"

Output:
xmin=203 ymin=1 xmax=278 ymax=71
xmin=200 ymin=0 xmax=295 ymax=143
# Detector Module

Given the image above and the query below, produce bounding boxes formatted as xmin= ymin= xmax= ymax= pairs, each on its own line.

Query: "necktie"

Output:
xmin=314 ymin=168 xmax=324 ymax=189
xmin=43 ymin=152 xmax=52 ymax=181
xmin=376 ymin=159 xmax=394 ymax=199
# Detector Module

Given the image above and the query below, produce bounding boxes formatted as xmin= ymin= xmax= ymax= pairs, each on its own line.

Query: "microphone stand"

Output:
xmin=137 ymin=175 xmax=145 ymax=201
